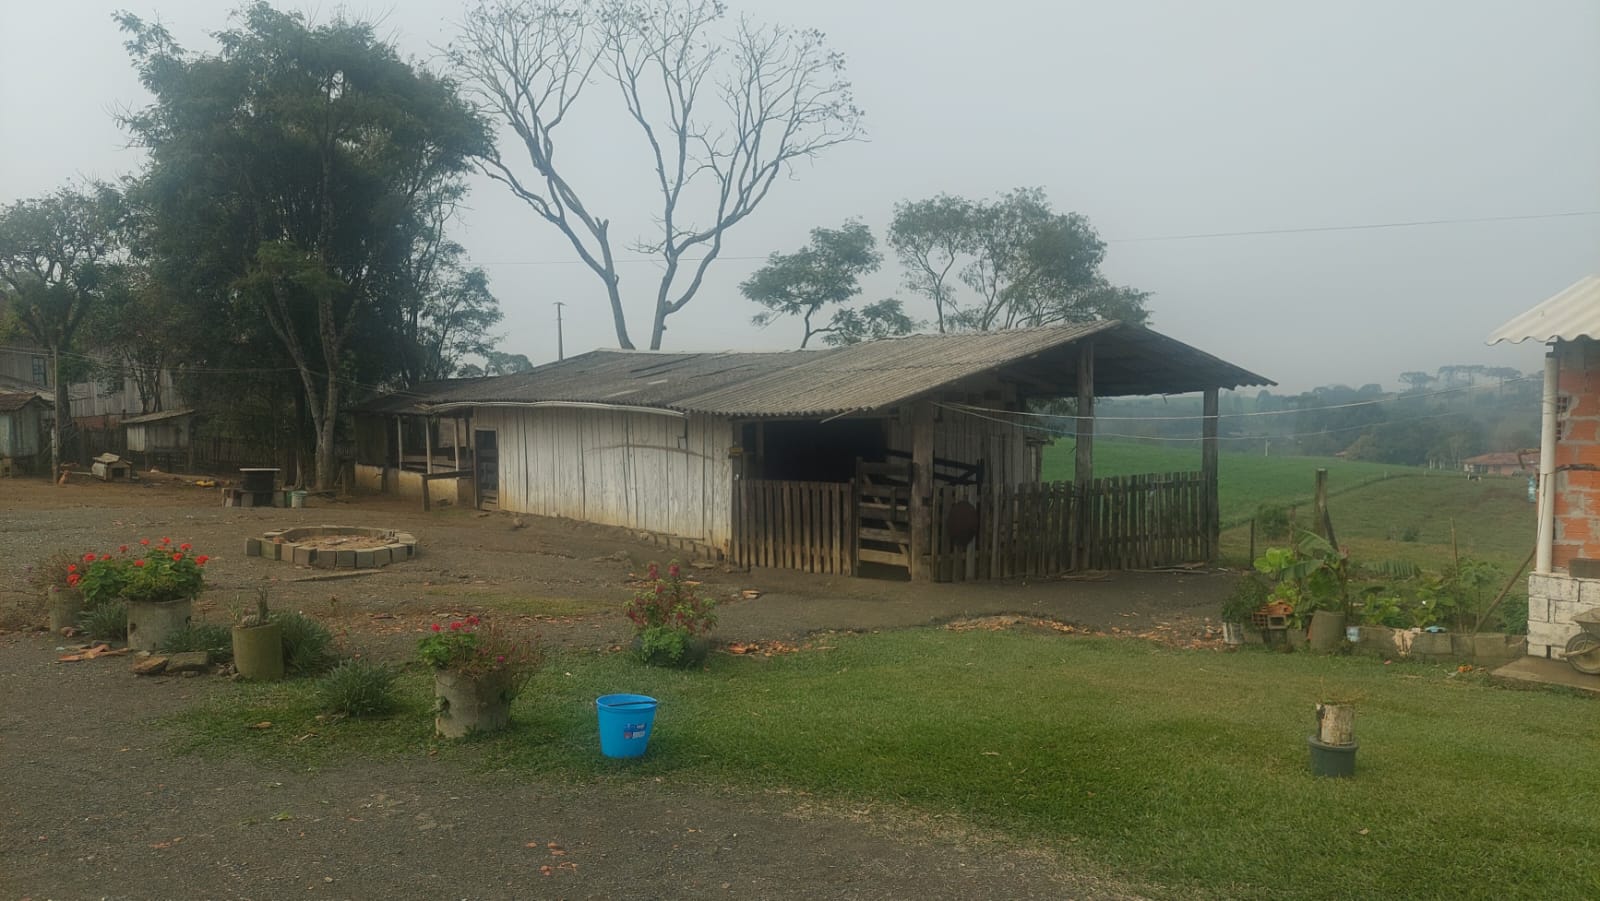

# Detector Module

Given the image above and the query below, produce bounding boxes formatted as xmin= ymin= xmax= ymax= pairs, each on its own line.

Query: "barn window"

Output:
xmin=31 ymin=356 xmax=47 ymax=386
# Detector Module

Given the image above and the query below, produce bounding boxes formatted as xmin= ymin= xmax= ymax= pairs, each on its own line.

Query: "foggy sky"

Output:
xmin=3 ymin=0 xmax=1596 ymax=393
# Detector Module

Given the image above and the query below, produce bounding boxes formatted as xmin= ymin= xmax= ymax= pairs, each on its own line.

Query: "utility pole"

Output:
xmin=554 ymin=302 xmax=566 ymax=361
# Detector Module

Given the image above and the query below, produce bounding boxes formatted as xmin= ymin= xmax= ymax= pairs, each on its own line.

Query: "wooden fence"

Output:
xmin=731 ymin=479 xmax=855 ymax=575
xmin=930 ymin=472 xmax=1207 ymax=581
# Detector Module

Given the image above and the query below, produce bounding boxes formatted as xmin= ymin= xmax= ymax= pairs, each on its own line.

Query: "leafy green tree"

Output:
xmin=452 ymin=0 xmax=864 ymax=350
xmin=889 ymin=187 xmax=1150 ymax=332
xmin=459 ymin=350 xmax=535 ymax=377
xmin=0 ymin=185 xmax=124 ymax=475
xmin=119 ymin=4 xmax=491 ymax=489
xmin=821 ymin=299 xmax=919 ymax=346
xmin=741 ymin=221 xmax=892 ymax=348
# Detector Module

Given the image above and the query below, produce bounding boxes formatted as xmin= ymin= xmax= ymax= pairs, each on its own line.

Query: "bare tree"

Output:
xmin=453 ymin=0 xmax=865 ymax=350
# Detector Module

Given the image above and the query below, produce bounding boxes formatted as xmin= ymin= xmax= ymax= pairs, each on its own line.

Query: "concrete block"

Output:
xmin=1552 ymin=600 xmax=1595 ymax=626
xmin=370 ymin=547 xmax=392 ymax=566
xmin=245 ymin=538 xmax=261 ymax=557
xmin=313 ymin=550 xmax=336 ymax=569
xmin=292 ymin=545 xmax=315 ymax=566
xmin=1411 ymin=632 xmax=1454 ymax=659
xmin=401 ymin=541 xmax=418 ymax=559
xmin=267 ymin=541 xmax=283 ymax=561
xmin=1527 ymin=595 xmax=1552 ymax=625
xmin=1534 ymin=573 xmax=1581 ymax=603
xmin=263 ymin=530 xmax=284 ymax=540
xmin=1528 ymin=620 xmax=1580 ymax=649
xmin=355 ymin=549 xmax=375 ymax=567
xmin=1527 ymin=642 xmax=1549 ymax=659
xmin=335 ymin=550 xmax=356 ymax=568
xmin=1578 ymin=578 xmax=1600 ymax=605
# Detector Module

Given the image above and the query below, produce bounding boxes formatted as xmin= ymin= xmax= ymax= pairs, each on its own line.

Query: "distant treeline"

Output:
xmin=1077 ymin=365 xmax=1538 ymax=467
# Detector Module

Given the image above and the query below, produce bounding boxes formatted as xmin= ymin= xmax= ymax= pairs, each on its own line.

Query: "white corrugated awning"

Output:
xmin=1487 ymin=275 xmax=1600 ymax=345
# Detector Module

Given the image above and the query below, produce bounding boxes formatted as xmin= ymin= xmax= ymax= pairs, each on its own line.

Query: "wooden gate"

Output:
xmin=730 ymin=479 xmax=854 ymax=574
xmin=854 ymin=459 xmax=913 ymax=573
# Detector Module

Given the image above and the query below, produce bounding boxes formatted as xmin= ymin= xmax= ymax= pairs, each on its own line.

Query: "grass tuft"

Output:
xmin=158 ymin=622 xmax=234 ymax=663
xmin=318 ymin=659 xmax=402 ymax=718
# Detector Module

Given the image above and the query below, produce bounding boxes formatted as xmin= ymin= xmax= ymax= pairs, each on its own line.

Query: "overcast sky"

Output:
xmin=3 ymin=0 xmax=1596 ymax=393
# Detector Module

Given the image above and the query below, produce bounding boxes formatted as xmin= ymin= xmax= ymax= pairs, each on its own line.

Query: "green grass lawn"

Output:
xmin=175 ymin=630 xmax=1600 ymax=900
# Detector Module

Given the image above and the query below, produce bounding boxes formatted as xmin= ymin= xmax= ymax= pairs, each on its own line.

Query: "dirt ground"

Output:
xmin=1 ymin=474 xmax=1231 ymax=899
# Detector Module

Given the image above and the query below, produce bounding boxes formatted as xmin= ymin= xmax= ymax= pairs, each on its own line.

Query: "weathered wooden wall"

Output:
xmin=730 ymin=479 xmax=854 ymax=574
xmin=0 ymin=405 xmax=44 ymax=457
xmin=886 ymin=405 xmax=1038 ymax=486
xmin=474 ymin=407 xmax=735 ymax=548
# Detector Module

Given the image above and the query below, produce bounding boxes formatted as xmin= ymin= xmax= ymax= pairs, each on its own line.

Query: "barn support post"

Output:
xmin=910 ymin=400 xmax=936 ymax=581
xmin=453 ymin=418 xmax=463 ymax=472
xmin=1074 ymin=343 xmax=1095 ymax=568
xmin=1202 ymin=387 xmax=1220 ymax=561
xmin=424 ymin=416 xmax=434 ymax=475
xmin=394 ymin=416 xmax=404 ymax=494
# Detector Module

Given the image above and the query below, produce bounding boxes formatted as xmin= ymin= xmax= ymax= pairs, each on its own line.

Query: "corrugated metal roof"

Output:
xmin=374 ymin=323 xmax=1273 ymax=418
xmin=121 ymin=408 xmax=195 ymax=426
xmin=1487 ymin=275 xmax=1600 ymax=344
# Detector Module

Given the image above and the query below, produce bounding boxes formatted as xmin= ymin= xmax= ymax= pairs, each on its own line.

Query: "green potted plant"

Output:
xmin=418 ymin=616 xmax=542 ymax=738
xmin=625 ymin=562 xmax=717 ymax=668
xmin=232 ymin=588 xmax=284 ymax=681
xmin=1294 ymin=532 xmax=1353 ymax=652
xmin=1220 ymin=573 xmax=1269 ymax=645
xmin=72 ymin=539 xmax=210 ymax=651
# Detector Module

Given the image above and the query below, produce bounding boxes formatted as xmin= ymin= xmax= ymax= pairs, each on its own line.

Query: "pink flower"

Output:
xmin=430 ymin=623 xmax=442 ymax=632
xmin=668 ymin=563 xmax=681 ymax=578
xmin=495 ymin=655 xmax=506 ymax=664
xmin=647 ymin=563 xmax=659 ymax=580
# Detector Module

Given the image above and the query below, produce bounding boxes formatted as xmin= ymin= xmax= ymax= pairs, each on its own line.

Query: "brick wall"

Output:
xmin=1551 ymin=338 xmax=1600 ymax=569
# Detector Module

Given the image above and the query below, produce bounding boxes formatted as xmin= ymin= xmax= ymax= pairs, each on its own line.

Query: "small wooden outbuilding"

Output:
xmin=356 ymin=322 xmax=1271 ymax=580
xmin=0 ymin=392 xmax=51 ymax=472
xmin=122 ymin=408 xmax=197 ymax=471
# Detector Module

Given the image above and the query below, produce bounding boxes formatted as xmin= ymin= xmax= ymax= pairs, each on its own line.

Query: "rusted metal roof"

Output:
xmin=1488 ymin=275 xmax=1600 ymax=345
xmin=377 ymin=323 xmax=1273 ymax=419
xmin=0 ymin=392 xmax=50 ymax=413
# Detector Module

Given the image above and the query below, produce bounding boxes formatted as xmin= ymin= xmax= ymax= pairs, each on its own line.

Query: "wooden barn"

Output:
xmin=0 ymin=391 xmax=51 ymax=472
xmin=355 ymin=323 xmax=1271 ymax=580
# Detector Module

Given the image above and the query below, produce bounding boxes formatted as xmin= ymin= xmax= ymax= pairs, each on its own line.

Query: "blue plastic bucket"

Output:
xmin=596 ymin=694 xmax=658 ymax=759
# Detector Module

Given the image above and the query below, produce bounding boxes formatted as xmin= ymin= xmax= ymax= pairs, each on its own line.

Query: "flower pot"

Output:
xmin=1307 ymin=610 xmax=1348 ymax=652
xmin=1308 ymin=735 xmax=1358 ymax=778
xmin=1221 ymin=622 xmax=1246 ymax=646
xmin=232 ymin=622 xmax=284 ymax=681
xmin=126 ymin=598 xmax=193 ymax=652
xmin=434 ymin=669 xmax=514 ymax=738
xmin=48 ymin=587 xmax=84 ymax=633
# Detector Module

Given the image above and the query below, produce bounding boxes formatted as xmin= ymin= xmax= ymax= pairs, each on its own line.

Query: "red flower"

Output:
xmin=67 ymin=573 xmax=81 ymax=587
xmin=67 ymin=564 xmax=77 ymax=573
xmin=196 ymin=555 xmax=209 ymax=566
xmin=647 ymin=563 xmax=659 ymax=580
xmin=466 ymin=615 xmax=480 ymax=626
xmin=180 ymin=543 xmax=192 ymax=551
xmin=118 ymin=545 xmax=128 ymax=553
xmin=449 ymin=621 xmax=462 ymax=631
xmin=668 ymin=563 xmax=681 ymax=578
xmin=172 ymin=553 xmax=184 ymax=562
xmin=140 ymin=538 xmax=150 ymax=546
xmin=83 ymin=552 xmax=96 ymax=562
xmin=100 ymin=554 xmax=111 ymax=561
xmin=160 ymin=537 xmax=171 ymax=545
xmin=133 ymin=560 xmax=146 ymax=568
xmin=430 ymin=623 xmax=442 ymax=632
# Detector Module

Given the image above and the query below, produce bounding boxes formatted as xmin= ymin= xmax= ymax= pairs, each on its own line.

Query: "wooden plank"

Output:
xmin=1202 ymin=388 xmax=1220 ymax=562
xmin=910 ymin=401 xmax=935 ymax=581
xmin=858 ymin=547 xmax=912 ymax=566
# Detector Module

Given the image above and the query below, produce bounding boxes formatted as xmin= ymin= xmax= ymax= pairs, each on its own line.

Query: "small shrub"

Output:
xmin=1399 ymin=524 xmax=1422 ymax=543
xmin=80 ymin=600 xmax=129 ymax=641
xmin=158 ymin=623 xmax=234 ymax=663
xmin=1495 ymin=594 xmax=1529 ymax=635
xmin=1221 ymin=574 xmax=1270 ymax=623
xmin=318 ymin=659 xmax=400 ymax=717
xmin=1255 ymin=505 xmax=1291 ymax=541
xmin=626 ymin=561 xmax=716 ymax=668
xmin=275 ymin=611 xmax=336 ymax=675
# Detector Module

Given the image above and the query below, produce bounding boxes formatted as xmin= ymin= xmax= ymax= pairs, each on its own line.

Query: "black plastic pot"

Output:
xmin=1308 ymin=735 xmax=1358 ymax=778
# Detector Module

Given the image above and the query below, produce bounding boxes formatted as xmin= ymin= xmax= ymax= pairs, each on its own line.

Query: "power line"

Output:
xmin=937 ymin=401 xmax=1474 ymax=444
xmin=471 ymin=209 xmax=1600 ymax=266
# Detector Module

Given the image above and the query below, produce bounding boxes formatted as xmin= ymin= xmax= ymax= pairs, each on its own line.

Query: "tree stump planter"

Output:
xmin=47 ymin=587 xmax=83 ymax=633
xmin=232 ymin=621 xmax=285 ymax=681
xmin=126 ymin=598 xmax=193 ymax=652
xmin=434 ymin=669 xmax=515 ymax=738
xmin=1309 ymin=702 xmax=1357 ymax=778
xmin=1307 ymin=610 xmax=1348 ymax=652
xmin=1221 ymin=622 xmax=1246 ymax=646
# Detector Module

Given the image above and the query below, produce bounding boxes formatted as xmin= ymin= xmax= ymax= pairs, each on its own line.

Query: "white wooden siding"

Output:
xmin=475 ymin=407 xmax=735 ymax=548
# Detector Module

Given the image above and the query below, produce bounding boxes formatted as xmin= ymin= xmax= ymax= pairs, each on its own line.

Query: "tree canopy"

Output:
xmin=741 ymin=221 xmax=914 ymax=348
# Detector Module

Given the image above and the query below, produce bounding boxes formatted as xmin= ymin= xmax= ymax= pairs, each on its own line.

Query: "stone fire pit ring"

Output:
xmin=246 ymin=526 xmax=418 ymax=569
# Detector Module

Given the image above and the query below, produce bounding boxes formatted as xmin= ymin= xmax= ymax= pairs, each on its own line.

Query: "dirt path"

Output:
xmin=0 ymin=475 xmax=1222 ymax=899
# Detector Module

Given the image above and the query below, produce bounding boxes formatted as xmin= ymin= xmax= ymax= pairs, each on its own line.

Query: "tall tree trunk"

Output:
xmin=315 ymin=379 xmax=340 ymax=491
xmin=49 ymin=346 xmax=68 ymax=482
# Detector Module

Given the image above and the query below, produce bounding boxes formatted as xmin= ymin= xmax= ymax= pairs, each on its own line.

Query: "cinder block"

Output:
xmin=292 ymin=545 xmax=315 ymax=566
xmin=370 ymin=547 xmax=392 ymax=566
xmin=1552 ymin=600 xmax=1596 ymax=626
xmin=1578 ymin=578 xmax=1600 ymax=605
xmin=1411 ymin=632 xmax=1454 ymax=659
xmin=245 ymin=538 xmax=261 ymax=557
xmin=267 ymin=541 xmax=283 ymax=561
xmin=335 ymin=550 xmax=356 ymax=568
xmin=1526 ymin=642 xmax=1549 ymax=659
xmin=313 ymin=550 xmax=335 ymax=569
xmin=1534 ymin=573 xmax=1581 ymax=603
xmin=355 ymin=549 xmax=375 ymax=567
xmin=401 ymin=541 xmax=418 ymax=559
xmin=1528 ymin=620 xmax=1580 ymax=648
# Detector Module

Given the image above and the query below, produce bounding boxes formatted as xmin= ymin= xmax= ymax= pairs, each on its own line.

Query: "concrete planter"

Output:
xmin=434 ymin=669 xmax=515 ymax=738
xmin=1356 ymin=625 xmax=1526 ymax=665
xmin=126 ymin=598 xmax=193 ymax=652
xmin=47 ymin=587 xmax=84 ymax=633
xmin=232 ymin=622 xmax=285 ymax=681
xmin=1307 ymin=611 xmax=1348 ymax=652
